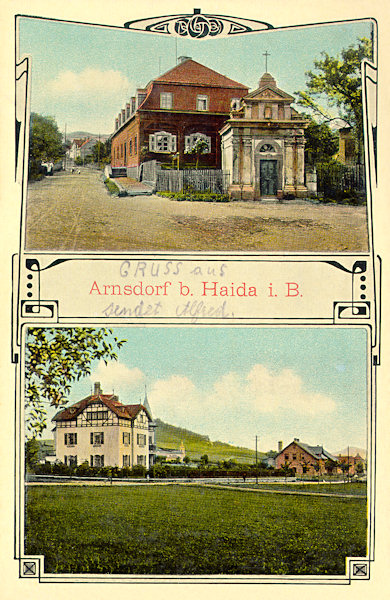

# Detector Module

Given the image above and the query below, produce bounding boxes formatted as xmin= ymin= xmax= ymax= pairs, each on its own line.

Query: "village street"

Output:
xmin=25 ymin=168 xmax=369 ymax=252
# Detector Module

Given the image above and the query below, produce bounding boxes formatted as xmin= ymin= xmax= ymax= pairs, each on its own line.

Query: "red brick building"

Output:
xmin=111 ymin=57 xmax=248 ymax=171
xmin=275 ymin=438 xmax=337 ymax=476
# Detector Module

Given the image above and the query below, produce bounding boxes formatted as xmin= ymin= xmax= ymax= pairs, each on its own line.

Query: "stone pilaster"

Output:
xmin=284 ymin=139 xmax=295 ymax=194
xmin=295 ymin=137 xmax=307 ymax=196
xmin=242 ymin=139 xmax=252 ymax=185
xmin=232 ymin=139 xmax=240 ymax=184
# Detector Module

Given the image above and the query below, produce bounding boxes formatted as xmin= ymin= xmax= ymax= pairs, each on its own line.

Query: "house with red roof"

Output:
xmin=52 ymin=382 xmax=156 ymax=469
xmin=275 ymin=438 xmax=337 ymax=476
xmin=110 ymin=56 xmax=248 ymax=172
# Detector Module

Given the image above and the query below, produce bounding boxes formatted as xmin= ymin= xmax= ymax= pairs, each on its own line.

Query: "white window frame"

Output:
xmin=149 ymin=131 xmax=177 ymax=153
xmin=160 ymin=92 xmax=173 ymax=109
xmin=65 ymin=433 xmax=77 ymax=446
xmin=231 ymin=98 xmax=241 ymax=110
xmin=196 ymin=95 xmax=209 ymax=111
xmin=90 ymin=431 xmax=104 ymax=446
xmin=184 ymin=133 xmax=211 ymax=153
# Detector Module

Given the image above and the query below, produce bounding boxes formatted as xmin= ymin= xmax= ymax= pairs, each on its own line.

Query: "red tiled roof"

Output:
xmin=155 ymin=59 xmax=248 ymax=89
xmin=52 ymin=394 xmax=151 ymax=422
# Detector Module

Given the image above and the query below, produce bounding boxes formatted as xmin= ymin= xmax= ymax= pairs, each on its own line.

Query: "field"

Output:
xmin=25 ymin=484 xmax=367 ymax=575
xmin=213 ymin=482 xmax=367 ymax=496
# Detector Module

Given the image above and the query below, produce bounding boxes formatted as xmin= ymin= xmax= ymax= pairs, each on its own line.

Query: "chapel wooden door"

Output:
xmin=260 ymin=160 xmax=278 ymax=196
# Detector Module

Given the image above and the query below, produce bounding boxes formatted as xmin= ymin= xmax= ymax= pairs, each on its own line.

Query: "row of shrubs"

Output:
xmin=30 ymin=461 xmax=293 ymax=480
xmin=157 ymin=191 xmax=230 ymax=202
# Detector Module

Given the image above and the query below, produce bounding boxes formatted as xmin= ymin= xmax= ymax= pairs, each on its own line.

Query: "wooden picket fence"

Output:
xmin=156 ymin=169 xmax=230 ymax=194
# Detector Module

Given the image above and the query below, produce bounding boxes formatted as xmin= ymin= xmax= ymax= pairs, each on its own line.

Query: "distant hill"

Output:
xmin=154 ymin=418 xmax=262 ymax=464
xmin=333 ymin=447 xmax=366 ymax=459
xmin=65 ymin=131 xmax=110 ymax=142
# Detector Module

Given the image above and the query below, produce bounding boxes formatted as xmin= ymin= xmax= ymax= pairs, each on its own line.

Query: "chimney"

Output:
xmin=178 ymin=56 xmax=191 ymax=64
xmin=278 ymin=441 xmax=283 ymax=452
xmin=94 ymin=382 xmax=101 ymax=395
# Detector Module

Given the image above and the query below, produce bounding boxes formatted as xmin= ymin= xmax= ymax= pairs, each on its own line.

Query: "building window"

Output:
xmin=91 ymin=455 xmax=104 ymax=467
xmin=137 ymin=455 xmax=146 ymax=466
xmin=259 ymin=143 xmax=275 ymax=153
xmin=64 ymin=455 xmax=77 ymax=466
xmin=149 ymin=131 xmax=177 ymax=153
xmin=90 ymin=432 xmax=104 ymax=446
xmin=134 ymin=136 xmax=138 ymax=154
xmin=86 ymin=409 xmax=109 ymax=421
xmin=184 ymin=133 xmax=211 ymax=153
xmin=196 ymin=95 xmax=209 ymax=111
xmin=123 ymin=432 xmax=131 ymax=445
xmin=284 ymin=454 xmax=289 ymax=461
xmin=231 ymin=98 xmax=241 ymax=111
xmin=160 ymin=93 xmax=173 ymax=109
xmin=123 ymin=455 xmax=130 ymax=467
xmin=129 ymin=139 xmax=133 ymax=155
xmin=64 ymin=433 xmax=77 ymax=446
xmin=137 ymin=433 xmax=146 ymax=446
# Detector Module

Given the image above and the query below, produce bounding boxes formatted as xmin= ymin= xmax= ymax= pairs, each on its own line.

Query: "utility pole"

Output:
xmin=255 ymin=435 xmax=258 ymax=484
xmin=64 ymin=123 xmax=67 ymax=170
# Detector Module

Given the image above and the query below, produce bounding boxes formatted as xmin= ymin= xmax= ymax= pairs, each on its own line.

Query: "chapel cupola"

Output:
xmin=259 ymin=72 xmax=277 ymax=88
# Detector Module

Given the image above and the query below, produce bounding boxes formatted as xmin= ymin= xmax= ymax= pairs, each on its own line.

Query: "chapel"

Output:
xmin=220 ymin=72 xmax=309 ymax=200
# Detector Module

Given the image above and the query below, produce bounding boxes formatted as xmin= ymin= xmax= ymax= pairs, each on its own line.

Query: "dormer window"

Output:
xmin=160 ymin=93 xmax=173 ymax=109
xmin=196 ymin=95 xmax=209 ymax=111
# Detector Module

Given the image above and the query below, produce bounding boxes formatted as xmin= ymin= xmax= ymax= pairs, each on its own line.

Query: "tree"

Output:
xmin=185 ymin=138 xmax=209 ymax=169
xmin=29 ymin=113 xmax=64 ymax=178
xmin=92 ymin=140 xmax=111 ymax=166
xmin=25 ymin=437 xmax=40 ymax=469
xmin=25 ymin=328 xmax=126 ymax=438
xmin=200 ymin=453 xmax=209 ymax=465
xmin=304 ymin=120 xmax=339 ymax=167
xmin=296 ymin=37 xmax=372 ymax=157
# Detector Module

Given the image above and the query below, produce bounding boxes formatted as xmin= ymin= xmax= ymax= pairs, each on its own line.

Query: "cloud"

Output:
xmin=47 ymin=68 xmax=132 ymax=100
xmin=90 ymin=360 xmax=144 ymax=395
xmin=150 ymin=375 xmax=204 ymax=427
xmin=148 ymin=364 xmax=336 ymax=447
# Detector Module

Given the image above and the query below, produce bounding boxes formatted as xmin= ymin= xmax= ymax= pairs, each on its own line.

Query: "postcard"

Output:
xmin=1 ymin=0 xmax=389 ymax=598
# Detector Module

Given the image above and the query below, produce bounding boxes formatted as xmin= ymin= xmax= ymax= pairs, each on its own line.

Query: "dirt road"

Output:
xmin=25 ymin=168 xmax=369 ymax=252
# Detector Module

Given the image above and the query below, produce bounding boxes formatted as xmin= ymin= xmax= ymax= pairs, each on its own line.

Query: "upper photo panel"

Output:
xmin=18 ymin=15 xmax=375 ymax=253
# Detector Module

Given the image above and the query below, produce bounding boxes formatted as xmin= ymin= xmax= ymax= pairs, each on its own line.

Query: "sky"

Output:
xmin=38 ymin=327 xmax=368 ymax=454
xmin=18 ymin=16 xmax=373 ymax=135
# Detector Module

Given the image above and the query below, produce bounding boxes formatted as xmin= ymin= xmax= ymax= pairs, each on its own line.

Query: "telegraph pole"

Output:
xmin=255 ymin=435 xmax=258 ymax=484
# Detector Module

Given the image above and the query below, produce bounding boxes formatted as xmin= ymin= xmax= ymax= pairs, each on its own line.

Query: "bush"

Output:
xmin=157 ymin=191 xmax=230 ymax=202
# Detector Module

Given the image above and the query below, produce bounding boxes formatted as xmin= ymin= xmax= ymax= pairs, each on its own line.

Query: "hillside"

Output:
xmin=154 ymin=418 xmax=262 ymax=464
xmin=66 ymin=131 xmax=110 ymax=142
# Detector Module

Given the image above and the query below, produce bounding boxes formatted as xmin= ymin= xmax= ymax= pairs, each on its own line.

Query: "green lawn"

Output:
xmin=25 ymin=484 xmax=367 ymax=575
xmin=212 ymin=482 xmax=367 ymax=496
